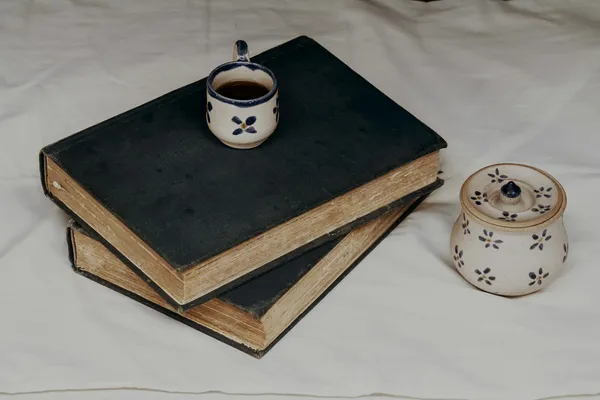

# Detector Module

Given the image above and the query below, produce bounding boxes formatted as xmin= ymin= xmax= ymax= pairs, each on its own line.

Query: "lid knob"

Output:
xmin=500 ymin=180 xmax=521 ymax=205
xmin=501 ymin=181 xmax=521 ymax=198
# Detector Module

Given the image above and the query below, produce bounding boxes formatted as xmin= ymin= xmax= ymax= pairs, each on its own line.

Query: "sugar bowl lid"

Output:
xmin=460 ymin=163 xmax=566 ymax=230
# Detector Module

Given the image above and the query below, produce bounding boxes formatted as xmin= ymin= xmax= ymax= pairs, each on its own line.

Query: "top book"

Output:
xmin=39 ymin=35 xmax=446 ymax=311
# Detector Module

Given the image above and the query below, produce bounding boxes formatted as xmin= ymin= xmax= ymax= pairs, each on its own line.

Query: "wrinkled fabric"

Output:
xmin=1 ymin=0 xmax=600 ymax=399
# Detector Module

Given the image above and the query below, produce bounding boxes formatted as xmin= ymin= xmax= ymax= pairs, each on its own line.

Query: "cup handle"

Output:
xmin=233 ymin=40 xmax=250 ymax=62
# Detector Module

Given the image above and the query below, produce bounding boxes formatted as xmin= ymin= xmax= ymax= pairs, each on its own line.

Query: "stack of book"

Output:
xmin=38 ymin=36 xmax=446 ymax=358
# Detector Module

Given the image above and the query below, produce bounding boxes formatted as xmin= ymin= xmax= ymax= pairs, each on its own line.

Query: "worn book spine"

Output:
xmin=68 ymin=194 xmax=429 ymax=358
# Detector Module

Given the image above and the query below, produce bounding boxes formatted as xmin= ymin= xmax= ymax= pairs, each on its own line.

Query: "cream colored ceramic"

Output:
xmin=206 ymin=40 xmax=279 ymax=149
xmin=451 ymin=163 xmax=568 ymax=296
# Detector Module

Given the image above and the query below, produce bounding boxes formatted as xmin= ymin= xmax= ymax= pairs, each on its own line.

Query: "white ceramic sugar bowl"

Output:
xmin=450 ymin=163 xmax=568 ymax=296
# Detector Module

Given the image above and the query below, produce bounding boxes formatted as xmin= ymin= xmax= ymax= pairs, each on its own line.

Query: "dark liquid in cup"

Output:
xmin=216 ymin=81 xmax=270 ymax=100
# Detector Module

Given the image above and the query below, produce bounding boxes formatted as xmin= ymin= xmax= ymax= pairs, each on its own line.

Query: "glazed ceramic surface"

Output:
xmin=206 ymin=40 xmax=279 ymax=149
xmin=451 ymin=163 xmax=568 ymax=296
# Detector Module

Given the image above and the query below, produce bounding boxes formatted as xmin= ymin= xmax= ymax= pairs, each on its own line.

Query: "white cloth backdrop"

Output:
xmin=1 ymin=0 xmax=600 ymax=399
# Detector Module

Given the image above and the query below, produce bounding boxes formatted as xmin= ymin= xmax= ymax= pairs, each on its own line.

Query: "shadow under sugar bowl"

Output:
xmin=450 ymin=163 xmax=568 ymax=296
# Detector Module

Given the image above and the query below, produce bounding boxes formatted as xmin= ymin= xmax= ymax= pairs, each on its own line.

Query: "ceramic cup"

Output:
xmin=450 ymin=163 xmax=568 ymax=296
xmin=206 ymin=40 xmax=279 ymax=149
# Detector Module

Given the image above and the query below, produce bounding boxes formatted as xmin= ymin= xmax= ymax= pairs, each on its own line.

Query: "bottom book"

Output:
xmin=67 ymin=194 xmax=428 ymax=358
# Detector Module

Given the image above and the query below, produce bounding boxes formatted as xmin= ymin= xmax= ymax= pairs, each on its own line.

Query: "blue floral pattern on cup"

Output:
xmin=232 ymin=116 xmax=257 ymax=135
xmin=273 ymin=97 xmax=279 ymax=122
xmin=206 ymin=101 xmax=213 ymax=124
